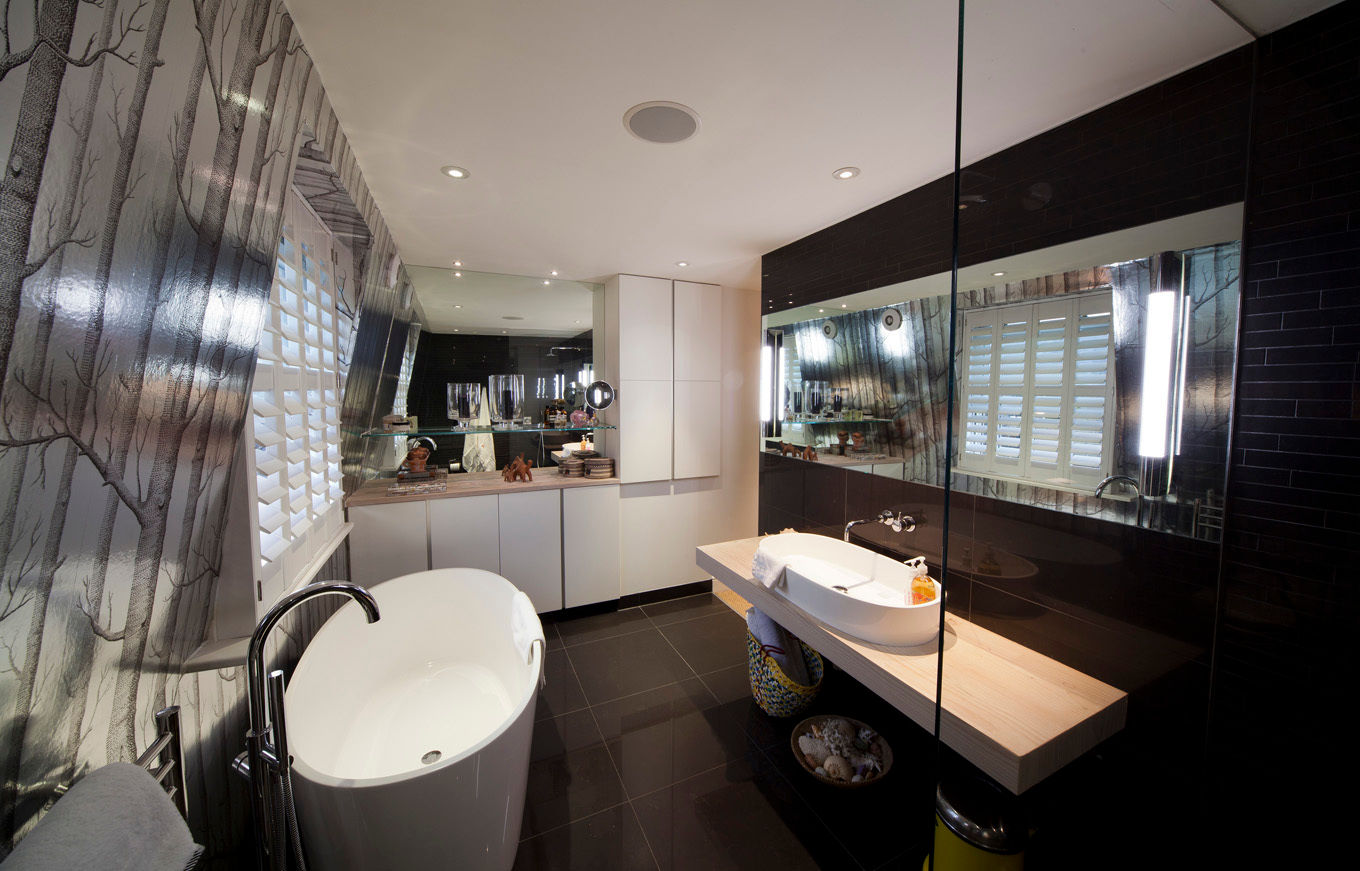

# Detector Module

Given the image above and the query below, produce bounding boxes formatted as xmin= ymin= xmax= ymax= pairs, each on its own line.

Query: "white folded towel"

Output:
xmin=510 ymin=590 xmax=545 ymax=670
xmin=746 ymin=607 xmax=811 ymax=686
xmin=751 ymin=548 xmax=789 ymax=588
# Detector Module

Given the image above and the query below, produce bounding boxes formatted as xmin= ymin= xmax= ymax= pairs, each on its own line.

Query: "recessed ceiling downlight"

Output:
xmin=833 ymin=166 xmax=860 ymax=180
xmin=624 ymin=101 xmax=700 ymax=144
xmin=440 ymin=165 xmax=470 ymax=179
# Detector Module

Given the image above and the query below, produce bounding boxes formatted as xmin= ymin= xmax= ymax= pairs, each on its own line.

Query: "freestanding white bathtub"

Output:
xmin=286 ymin=568 xmax=544 ymax=871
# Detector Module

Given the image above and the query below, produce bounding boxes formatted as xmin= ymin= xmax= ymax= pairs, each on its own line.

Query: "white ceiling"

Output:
xmin=407 ymin=267 xmax=597 ymax=336
xmin=285 ymin=0 xmax=1331 ymax=292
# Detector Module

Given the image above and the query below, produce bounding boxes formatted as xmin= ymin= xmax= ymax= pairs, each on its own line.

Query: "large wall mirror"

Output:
xmin=762 ymin=204 xmax=1240 ymax=542
xmin=375 ymin=268 xmax=602 ymax=472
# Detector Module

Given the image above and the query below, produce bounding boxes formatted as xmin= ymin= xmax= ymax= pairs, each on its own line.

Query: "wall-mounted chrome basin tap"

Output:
xmin=1095 ymin=474 xmax=1144 ymax=526
xmin=844 ymin=510 xmax=916 ymax=541
xmin=238 ymin=582 xmax=380 ymax=871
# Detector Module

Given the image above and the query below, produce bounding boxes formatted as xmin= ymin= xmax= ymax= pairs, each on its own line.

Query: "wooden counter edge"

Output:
xmin=346 ymin=473 xmax=620 ymax=508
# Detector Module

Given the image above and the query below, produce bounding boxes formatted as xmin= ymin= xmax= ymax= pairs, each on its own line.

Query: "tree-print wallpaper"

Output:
xmin=0 ymin=0 xmax=411 ymax=863
xmin=788 ymin=242 xmax=1240 ymax=536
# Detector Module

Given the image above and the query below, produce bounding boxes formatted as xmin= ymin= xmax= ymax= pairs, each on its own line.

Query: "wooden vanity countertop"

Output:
xmin=347 ymin=470 xmax=619 ymax=507
xmin=697 ymin=536 xmax=1128 ymax=794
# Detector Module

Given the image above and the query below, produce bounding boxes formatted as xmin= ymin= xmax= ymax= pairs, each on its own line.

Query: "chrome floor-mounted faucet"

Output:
xmin=234 ymin=582 xmax=380 ymax=871
xmin=1095 ymin=474 xmax=1144 ymax=526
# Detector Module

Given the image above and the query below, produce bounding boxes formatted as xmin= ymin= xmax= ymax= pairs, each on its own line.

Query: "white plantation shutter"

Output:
xmin=244 ymin=188 xmax=352 ymax=603
xmin=957 ymin=291 xmax=1114 ymax=490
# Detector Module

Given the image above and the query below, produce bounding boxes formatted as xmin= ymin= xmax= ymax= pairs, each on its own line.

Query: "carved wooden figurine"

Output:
xmin=800 ymin=445 xmax=818 ymax=462
xmin=779 ymin=442 xmax=800 ymax=457
xmin=502 ymin=454 xmax=535 ymax=483
xmin=404 ymin=444 xmax=431 ymax=475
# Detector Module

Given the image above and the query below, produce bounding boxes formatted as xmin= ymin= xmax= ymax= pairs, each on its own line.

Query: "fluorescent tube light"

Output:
xmin=1139 ymin=291 xmax=1176 ymax=457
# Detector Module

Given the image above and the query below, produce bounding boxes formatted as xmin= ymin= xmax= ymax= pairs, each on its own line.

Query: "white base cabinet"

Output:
xmin=430 ymin=494 xmax=500 ymax=573
xmin=349 ymin=502 xmax=428 ymax=587
xmin=563 ymin=485 xmax=621 ymax=608
xmin=498 ymin=490 xmax=563 ymax=613
xmin=347 ymin=484 xmax=620 ymax=613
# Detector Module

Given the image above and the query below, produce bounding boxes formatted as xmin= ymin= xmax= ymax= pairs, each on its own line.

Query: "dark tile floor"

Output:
xmin=514 ymin=593 xmax=935 ymax=871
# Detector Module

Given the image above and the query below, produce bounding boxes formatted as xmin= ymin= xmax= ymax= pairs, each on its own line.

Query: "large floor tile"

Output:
xmin=641 ymin=593 xmax=734 ymax=627
xmin=513 ymin=804 xmax=658 ymax=871
xmin=657 ymin=610 xmax=747 ymax=675
xmin=631 ymin=753 xmax=858 ymax=871
xmin=536 ymin=648 xmax=588 ymax=721
xmin=556 ymin=607 xmax=653 ymax=648
xmin=522 ymin=711 xmax=626 ymax=837
xmin=594 ymin=678 xmax=750 ymax=798
xmin=565 ymin=628 xmax=696 ymax=705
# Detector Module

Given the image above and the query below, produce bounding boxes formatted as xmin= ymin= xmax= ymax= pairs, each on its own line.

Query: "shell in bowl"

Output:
xmin=790 ymin=715 xmax=893 ymax=788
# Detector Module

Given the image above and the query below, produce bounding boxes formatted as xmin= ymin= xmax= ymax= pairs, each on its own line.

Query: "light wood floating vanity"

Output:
xmin=697 ymin=537 xmax=1128 ymax=794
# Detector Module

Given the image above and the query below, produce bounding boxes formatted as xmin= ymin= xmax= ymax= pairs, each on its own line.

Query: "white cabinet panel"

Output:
xmin=673 ymin=380 xmax=722 ymax=479
xmin=616 ymin=275 xmax=673 ymax=381
xmin=429 ymin=494 xmax=500 ymax=573
xmin=618 ymin=379 xmax=674 ymax=483
xmin=673 ymin=281 xmax=722 ymax=381
xmin=498 ymin=490 xmax=563 ymax=613
xmin=348 ymin=502 xmax=429 ymax=588
xmin=563 ymin=485 xmax=620 ymax=607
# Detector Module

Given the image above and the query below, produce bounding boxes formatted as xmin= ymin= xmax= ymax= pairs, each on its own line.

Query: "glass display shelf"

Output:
xmin=358 ymin=424 xmax=617 ymax=438
xmin=781 ymin=417 xmax=895 ymax=424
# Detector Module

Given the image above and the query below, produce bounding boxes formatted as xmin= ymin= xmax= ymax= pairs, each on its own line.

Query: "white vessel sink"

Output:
xmin=755 ymin=533 xmax=941 ymax=647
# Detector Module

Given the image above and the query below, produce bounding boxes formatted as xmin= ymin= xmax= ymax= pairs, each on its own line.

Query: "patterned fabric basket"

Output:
xmin=746 ymin=630 xmax=824 ymax=718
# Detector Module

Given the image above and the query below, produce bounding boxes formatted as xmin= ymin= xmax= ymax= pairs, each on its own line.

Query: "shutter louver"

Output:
xmin=956 ymin=290 xmax=1115 ymax=490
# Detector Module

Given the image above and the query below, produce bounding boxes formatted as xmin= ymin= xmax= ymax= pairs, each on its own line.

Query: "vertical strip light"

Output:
xmin=1139 ymin=291 xmax=1177 ymax=457
xmin=759 ymin=343 xmax=773 ymax=423
xmin=1173 ymin=295 xmax=1191 ymax=456
xmin=777 ymin=345 xmax=787 ymax=421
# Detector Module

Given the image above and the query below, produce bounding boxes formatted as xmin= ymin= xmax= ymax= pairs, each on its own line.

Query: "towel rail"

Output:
xmin=136 ymin=705 xmax=189 ymax=821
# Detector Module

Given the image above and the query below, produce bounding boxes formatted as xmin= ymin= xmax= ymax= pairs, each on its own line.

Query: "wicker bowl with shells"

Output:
xmin=790 ymin=715 xmax=892 ymax=788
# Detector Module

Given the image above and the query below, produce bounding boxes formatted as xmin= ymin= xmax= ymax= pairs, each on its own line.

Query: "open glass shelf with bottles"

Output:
xmin=780 ymin=417 xmax=895 ymax=425
xmin=358 ymin=424 xmax=617 ymax=438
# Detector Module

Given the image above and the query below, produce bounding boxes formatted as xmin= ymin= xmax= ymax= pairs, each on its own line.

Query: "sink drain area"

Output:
xmin=421 ymin=750 xmax=442 ymax=765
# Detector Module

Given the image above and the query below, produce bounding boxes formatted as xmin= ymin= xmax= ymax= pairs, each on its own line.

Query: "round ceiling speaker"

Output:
xmin=624 ymin=101 xmax=700 ymax=144
xmin=882 ymin=308 xmax=903 ymax=331
xmin=822 ymin=320 xmax=838 ymax=339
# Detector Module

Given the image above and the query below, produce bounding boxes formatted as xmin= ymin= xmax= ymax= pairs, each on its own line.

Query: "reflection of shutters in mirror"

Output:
xmin=957 ymin=290 xmax=1114 ymax=490
xmin=247 ymin=188 xmax=350 ymax=598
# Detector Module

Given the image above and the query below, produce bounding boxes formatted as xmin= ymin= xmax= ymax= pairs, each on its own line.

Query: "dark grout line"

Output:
xmin=516 ymin=798 xmax=631 ymax=845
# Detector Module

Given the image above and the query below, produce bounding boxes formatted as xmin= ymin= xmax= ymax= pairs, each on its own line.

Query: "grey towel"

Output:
xmin=1 ymin=762 xmax=202 ymax=871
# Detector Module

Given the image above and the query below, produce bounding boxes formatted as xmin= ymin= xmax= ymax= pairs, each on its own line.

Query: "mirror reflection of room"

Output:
xmin=397 ymin=268 xmax=602 ymax=472
xmin=764 ymin=207 xmax=1240 ymax=540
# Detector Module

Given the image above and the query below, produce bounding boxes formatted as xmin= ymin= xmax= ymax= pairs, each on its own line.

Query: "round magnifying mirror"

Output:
xmin=585 ymin=380 xmax=615 ymax=410
xmin=564 ymin=382 xmax=582 ymax=405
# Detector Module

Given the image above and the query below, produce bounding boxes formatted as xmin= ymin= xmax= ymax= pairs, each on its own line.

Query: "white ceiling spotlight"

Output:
xmin=454 ymin=271 xmax=461 ymax=277
xmin=440 ymin=165 xmax=470 ymax=179
xmin=832 ymin=166 xmax=860 ymax=180
xmin=453 ymin=260 xmax=462 ymax=267
xmin=992 ymin=271 xmax=1006 ymax=277
xmin=550 ymin=270 xmax=558 ymax=277
xmin=543 ymin=280 xmax=550 ymax=285
xmin=675 ymin=261 xmax=689 ymax=268
xmin=624 ymin=101 xmax=700 ymax=144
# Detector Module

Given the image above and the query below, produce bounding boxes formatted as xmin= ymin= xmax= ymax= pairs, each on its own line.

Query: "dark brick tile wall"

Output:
xmin=1210 ymin=0 xmax=1360 ymax=851
xmin=760 ymin=48 xmax=1254 ymax=312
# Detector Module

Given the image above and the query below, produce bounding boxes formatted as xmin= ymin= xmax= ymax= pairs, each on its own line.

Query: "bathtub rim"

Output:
xmin=286 ymin=567 xmax=543 ymax=790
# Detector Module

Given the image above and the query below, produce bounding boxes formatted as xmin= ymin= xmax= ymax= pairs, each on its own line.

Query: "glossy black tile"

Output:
xmin=544 ymin=622 xmax=564 ymax=652
xmin=631 ymin=753 xmax=858 ymax=871
xmin=595 ymin=678 xmax=750 ymax=799
xmin=657 ymin=611 xmax=748 ymax=676
xmin=522 ymin=712 xmax=626 ymax=837
xmin=513 ymin=804 xmax=658 ymax=871
xmin=802 ymin=463 xmax=848 ymax=529
xmin=565 ymin=628 xmax=696 ymax=706
xmin=556 ymin=607 xmax=653 ymax=648
xmin=641 ymin=593 xmax=734 ymax=627
xmin=537 ymin=649 xmax=589 ymax=722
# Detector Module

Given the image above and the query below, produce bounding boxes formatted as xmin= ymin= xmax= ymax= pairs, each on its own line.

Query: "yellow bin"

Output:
xmin=924 ymin=777 xmax=1026 ymax=871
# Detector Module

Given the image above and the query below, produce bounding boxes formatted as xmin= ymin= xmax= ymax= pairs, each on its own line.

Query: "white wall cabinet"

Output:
xmin=562 ymin=485 xmax=621 ymax=608
xmin=616 ymin=275 xmax=673 ymax=381
xmin=618 ymin=379 xmax=673 ymax=483
xmin=673 ymin=380 xmax=722 ymax=479
xmin=349 ymin=502 xmax=429 ymax=587
xmin=673 ymin=281 xmax=723 ymax=381
xmin=429 ymin=494 xmax=500 ymax=573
